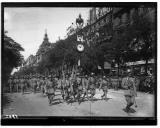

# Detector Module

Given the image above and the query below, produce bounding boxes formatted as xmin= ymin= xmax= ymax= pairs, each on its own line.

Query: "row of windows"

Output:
xmin=89 ymin=14 xmax=112 ymax=33
xmin=113 ymin=8 xmax=155 ymax=27
xmin=90 ymin=7 xmax=112 ymax=24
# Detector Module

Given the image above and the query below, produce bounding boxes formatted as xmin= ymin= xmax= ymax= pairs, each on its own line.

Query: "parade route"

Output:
xmin=2 ymin=89 xmax=155 ymax=117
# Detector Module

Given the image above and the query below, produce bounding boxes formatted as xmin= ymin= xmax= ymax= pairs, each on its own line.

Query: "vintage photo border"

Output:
xmin=1 ymin=2 xmax=157 ymax=125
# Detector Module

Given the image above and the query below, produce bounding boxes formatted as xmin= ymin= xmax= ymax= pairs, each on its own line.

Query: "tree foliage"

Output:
xmin=3 ymin=31 xmax=24 ymax=85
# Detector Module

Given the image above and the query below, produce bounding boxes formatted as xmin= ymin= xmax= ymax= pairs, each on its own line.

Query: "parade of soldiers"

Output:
xmin=7 ymin=69 xmax=154 ymax=112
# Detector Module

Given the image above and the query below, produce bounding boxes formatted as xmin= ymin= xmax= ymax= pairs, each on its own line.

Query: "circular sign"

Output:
xmin=77 ymin=44 xmax=84 ymax=52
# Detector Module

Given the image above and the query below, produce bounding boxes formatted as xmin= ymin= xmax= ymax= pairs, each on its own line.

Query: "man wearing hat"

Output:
xmin=122 ymin=69 xmax=137 ymax=112
xmin=99 ymin=75 xmax=108 ymax=101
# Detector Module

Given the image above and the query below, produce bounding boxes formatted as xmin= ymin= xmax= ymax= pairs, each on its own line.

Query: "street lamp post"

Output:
xmin=76 ymin=14 xmax=85 ymax=73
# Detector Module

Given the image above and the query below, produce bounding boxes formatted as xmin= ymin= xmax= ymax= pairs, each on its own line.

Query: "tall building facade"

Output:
xmin=112 ymin=6 xmax=156 ymax=75
xmin=36 ymin=31 xmax=53 ymax=64
xmin=24 ymin=31 xmax=55 ymax=68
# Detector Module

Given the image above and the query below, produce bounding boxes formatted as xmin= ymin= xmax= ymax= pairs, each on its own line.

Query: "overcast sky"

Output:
xmin=4 ymin=7 xmax=90 ymax=60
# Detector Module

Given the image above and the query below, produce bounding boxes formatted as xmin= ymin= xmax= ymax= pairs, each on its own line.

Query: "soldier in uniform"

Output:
xmin=99 ymin=76 xmax=108 ymax=101
xmin=28 ymin=75 xmax=32 ymax=92
xmin=122 ymin=70 xmax=137 ymax=112
xmin=36 ymin=75 xmax=41 ymax=92
xmin=41 ymin=76 xmax=46 ymax=95
xmin=21 ymin=76 xmax=25 ymax=94
xmin=61 ymin=75 xmax=66 ymax=100
xmin=32 ymin=75 xmax=38 ymax=93
xmin=16 ymin=76 xmax=19 ymax=92
xmin=81 ymin=75 xmax=89 ymax=101
xmin=13 ymin=76 xmax=17 ymax=92
xmin=45 ymin=76 xmax=55 ymax=105
xmin=88 ymin=73 xmax=96 ymax=102
xmin=76 ymin=73 xmax=83 ymax=104
xmin=64 ymin=74 xmax=71 ymax=103
xmin=8 ymin=76 xmax=13 ymax=93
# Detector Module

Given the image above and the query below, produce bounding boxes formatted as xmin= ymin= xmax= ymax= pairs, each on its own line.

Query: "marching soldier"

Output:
xmin=21 ymin=76 xmax=26 ymax=94
xmin=64 ymin=74 xmax=71 ymax=102
xmin=28 ymin=75 xmax=33 ymax=92
xmin=122 ymin=70 xmax=137 ymax=113
xmin=45 ymin=76 xmax=55 ymax=105
xmin=36 ymin=75 xmax=41 ymax=92
xmin=61 ymin=75 xmax=66 ymax=100
xmin=88 ymin=73 xmax=96 ymax=102
xmin=82 ymin=75 xmax=89 ymax=100
xmin=69 ymin=75 xmax=75 ymax=100
xmin=32 ymin=75 xmax=38 ymax=93
xmin=41 ymin=76 xmax=46 ymax=95
xmin=8 ymin=76 xmax=13 ymax=93
xmin=13 ymin=76 xmax=17 ymax=92
xmin=57 ymin=76 xmax=62 ymax=89
xmin=99 ymin=76 xmax=108 ymax=101
xmin=16 ymin=76 xmax=19 ymax=92
xmin=76 ymin=73 xmax=83 ymax=104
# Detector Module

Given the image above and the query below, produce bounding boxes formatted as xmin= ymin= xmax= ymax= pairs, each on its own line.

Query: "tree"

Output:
xmin=111 ymin=8 xmax=155 ymax=76
xmin=3 ymin=31 xmax=24 ymax=86
xmin=125 ymin=10 xmax=155 ymax=75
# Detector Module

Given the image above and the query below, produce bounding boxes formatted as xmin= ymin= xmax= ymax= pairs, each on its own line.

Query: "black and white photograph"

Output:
xmin=1 ymin=2 xmax=157 ymax=125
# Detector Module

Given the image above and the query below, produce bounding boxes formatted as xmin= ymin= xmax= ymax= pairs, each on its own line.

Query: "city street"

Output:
xmin=2 ymin=4 xmax=156 ymax=126
xmin=2 ymin=89 xmax=154 ymax=117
